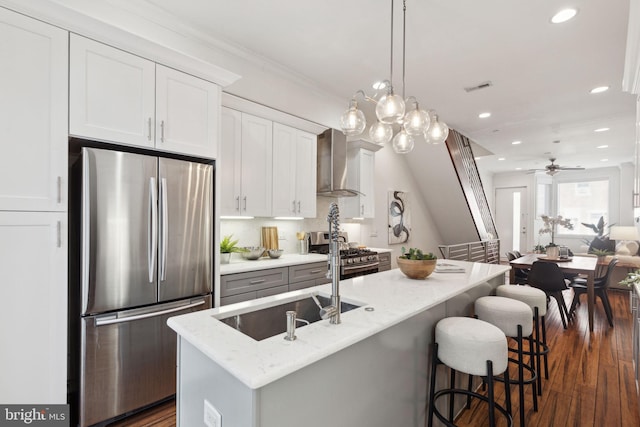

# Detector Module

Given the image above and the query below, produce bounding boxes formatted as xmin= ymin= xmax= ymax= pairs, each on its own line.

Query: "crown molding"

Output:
xmin=0 ymin=0 xmax=240 ymax=87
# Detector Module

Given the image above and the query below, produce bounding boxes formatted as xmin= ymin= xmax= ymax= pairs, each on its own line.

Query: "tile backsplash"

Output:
xmin=220 ymin=197 xmax=369 ymax=256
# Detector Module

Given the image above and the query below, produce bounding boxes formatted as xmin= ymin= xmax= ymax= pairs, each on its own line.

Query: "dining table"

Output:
xmin=509 ymin=254 xmax=599 ymax=331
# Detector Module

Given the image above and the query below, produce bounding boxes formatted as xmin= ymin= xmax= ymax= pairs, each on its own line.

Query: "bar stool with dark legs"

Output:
xmin=428 ymin=317 xmax=512 ymax=427
xmin=475 ymin=296 xmax=538 ymax=427
xmin=497 ymin=284 xmax=550 ymax=395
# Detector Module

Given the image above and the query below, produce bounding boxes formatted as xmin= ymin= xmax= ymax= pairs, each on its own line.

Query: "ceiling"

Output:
xmin=138 ymin=0 xmax=636 ymax=175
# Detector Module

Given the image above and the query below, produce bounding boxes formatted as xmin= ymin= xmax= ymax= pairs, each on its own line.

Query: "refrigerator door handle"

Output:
xmin=159 ymin=177 xmax=168 ymax=281
xmin=149 ymin=177 xmax=158 ymax=283
xmin=94 ymin=300 xmax=206 ymax=327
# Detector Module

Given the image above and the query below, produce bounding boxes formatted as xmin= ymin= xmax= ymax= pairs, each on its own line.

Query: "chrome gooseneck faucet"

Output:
xmin=321 ymin=202 xmax=341 ymax=324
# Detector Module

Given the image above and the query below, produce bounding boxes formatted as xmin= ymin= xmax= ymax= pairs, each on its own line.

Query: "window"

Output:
xmin=556 ymin=179 xmax=609 ymax=235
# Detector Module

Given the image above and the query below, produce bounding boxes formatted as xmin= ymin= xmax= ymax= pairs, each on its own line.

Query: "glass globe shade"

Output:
xmin=369 ymin=121 xmax=393 ymax=145
xmin=424 ymin=116 xmax=449 ymax=144
xmin=403 ymin=107 xmax=430 ymax=136
xmin=375 ymin=91 xmax=405 ymax=124
xmin=340 ymin=105 xmax=366 ymax=136
xmin=392 ymin=130 xmax=414 ymax=154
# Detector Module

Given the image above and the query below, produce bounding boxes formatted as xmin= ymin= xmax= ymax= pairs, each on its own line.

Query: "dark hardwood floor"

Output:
xmin=109 ymin=288 xmax=640 ymax=427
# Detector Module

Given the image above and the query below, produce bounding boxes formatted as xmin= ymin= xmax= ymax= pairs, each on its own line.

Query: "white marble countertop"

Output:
xmin=169 ymin=260 xmax=509 ymax=389
xmin=220 ymin=248 xmax=394 ymax=275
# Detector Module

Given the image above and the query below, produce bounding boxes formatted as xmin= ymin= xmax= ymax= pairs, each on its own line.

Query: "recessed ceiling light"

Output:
xmin=551 ymin=8 xmax=578 ymax=24
xmin=511 ymin=140 xmax=522 ymax=145
xmin=597 ymin=145 xmax=609 ymax=149
xmin=601 ymin=158 xmax=609 ymax=162
xmin=498 ymin=157 xmax=505 ymax=161
xmin=590 ymin=86 xmax=609 ymax=94
xmin=594 ymin=127 xmax=610 ymax=132
xmin=478 ymin=112 xmax=491 ymax=119
xmin=372 ymin=81 xmax=387 ymax=90
xmin=515 ymin=167 xmax=522 ymax=170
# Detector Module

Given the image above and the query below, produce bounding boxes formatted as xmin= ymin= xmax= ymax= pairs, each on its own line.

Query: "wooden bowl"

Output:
xmin=397 ymin=257 xmax=437 ymax=279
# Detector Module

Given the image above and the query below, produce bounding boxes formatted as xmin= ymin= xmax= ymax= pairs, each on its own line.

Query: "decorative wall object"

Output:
xmin=388 ymin=191 xmax=411 ymax=244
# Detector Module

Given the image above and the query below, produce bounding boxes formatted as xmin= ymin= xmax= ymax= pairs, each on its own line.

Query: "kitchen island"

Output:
xmin=168 ymin=260 xmax=509 ymax=427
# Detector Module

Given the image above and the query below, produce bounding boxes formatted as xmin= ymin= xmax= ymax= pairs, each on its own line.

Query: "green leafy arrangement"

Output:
xmin=220 ymin=234 xmax=247 ymax=254
xmin=589 ymin=248 xmax=615 ymax=257
xmin=620 ymin=269 xmax=640 ymax=288
xmin=400 ymin=247 xmax=437 ymax=260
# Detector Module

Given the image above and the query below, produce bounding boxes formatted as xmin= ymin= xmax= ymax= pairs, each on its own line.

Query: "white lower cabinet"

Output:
xmin=0 ymin=212 xmax=67 ymax=404
xmin=272 ymin=123 xmax=317 ymax=217
xmin=0 ymin=8 xmax=68 ymax=211
xmin=341 ymin=148 xmax=375 ymax=218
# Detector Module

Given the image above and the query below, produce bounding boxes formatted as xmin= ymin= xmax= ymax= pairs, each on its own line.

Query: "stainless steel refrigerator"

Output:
xmin=76 ymin=147 xmax=213 ymax=427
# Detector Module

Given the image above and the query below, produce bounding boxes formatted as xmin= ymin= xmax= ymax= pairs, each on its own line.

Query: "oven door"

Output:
xmin=341 ymin=262 xmax=379 ymax=280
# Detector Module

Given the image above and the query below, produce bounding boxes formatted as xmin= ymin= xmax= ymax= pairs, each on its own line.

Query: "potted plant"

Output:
xmin=539 ymin=215 xmax=574 ymax=258
xmin=220 ymin=234 xmax=246 ymax=264
xmin=397 ymin=247 xmax=438 ymax=279
xmin=581 ymin=216 xmax=616 ymax=254
xmin=620 ymin=269 xmax=640 ymax=288
xmin=533 ymin=244 xmax=546 ymax=254
xmin=589 ymin=248 xmax=615 ymax=263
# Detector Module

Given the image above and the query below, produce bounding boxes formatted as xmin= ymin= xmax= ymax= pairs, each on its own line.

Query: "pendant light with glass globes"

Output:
xmin=339 ymin=0 xmax=449 ymax=153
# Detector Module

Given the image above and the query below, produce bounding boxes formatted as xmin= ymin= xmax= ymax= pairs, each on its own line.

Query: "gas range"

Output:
xmin=308 ymin=231 xmax=379 ymax=279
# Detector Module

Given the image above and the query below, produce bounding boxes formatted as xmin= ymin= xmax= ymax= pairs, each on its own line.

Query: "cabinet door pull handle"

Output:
xmin=243 ymin=196 xmax=247 ymax=211
xmin=310 ymin=269 xmax=322 ymax=274
xmin=56 ymin=176 xmax=62 ymax=204
xmin=235 ymin=196 xmax=240 ymax=211
xmin=56 ymin=221 xmax=62 ymax=248
xmin=160 ymin=120 xmax=165 ymax=142
xmin=147 ymin=118 xmax=152 ymax=141
xmin=361 ymin=204 xmax=364 ymax=215
xmin=297 ymin=201 xmax=301 ymax=213
xmin=250 ymin=279 xmax=266 ymax=284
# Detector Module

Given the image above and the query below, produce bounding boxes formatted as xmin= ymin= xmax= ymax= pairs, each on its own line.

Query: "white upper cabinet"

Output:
xmin=0 ymin=8 xmax=68 ymax=211
xmin=69 ymin=34 xmax=155 ymax=148
xmin=70 ymin=35 xmax=219 ymax=158
xmin=220 ymin=108 xmax=273 ymax=217
xmin=341 ymin=148 xmax=375 ymax=218
xmin=155 ymin=65 xmax=219 ymax=158
xmin=272 ymin=123 xmax=317 ymax=217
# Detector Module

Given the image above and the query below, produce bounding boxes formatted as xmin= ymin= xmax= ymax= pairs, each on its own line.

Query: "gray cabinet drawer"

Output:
xmin=220 ymin=292 xmax=256 ymax=306
xmin=289 ymin=278 xmax=317 ymax=292
xmin=220 ymin=267 xmax=289 ymax=297
xmin=378 ymin=252 xmax=391 ymax=271
xmin=257 ymin=284 xmax=289 ymax=298
xmin=289 ymin=261 xmax=327 ymax=283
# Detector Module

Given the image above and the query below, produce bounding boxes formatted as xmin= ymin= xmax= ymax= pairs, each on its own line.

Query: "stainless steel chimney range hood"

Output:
xmin=316 ymin=129 xmax=359 ymax=197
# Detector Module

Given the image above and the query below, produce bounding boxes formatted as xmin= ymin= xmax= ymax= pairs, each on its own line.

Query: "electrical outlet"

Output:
xmin=204 ymin=399 xmax=221 ymax=427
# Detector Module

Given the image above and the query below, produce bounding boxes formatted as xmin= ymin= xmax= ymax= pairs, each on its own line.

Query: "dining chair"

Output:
xmin=527 ymin=261 xmax=572 ymax=329
xmin=507 ymin=251 xmax=529 ymax=285
xmin=568 ymin=258 xmax=619 ymax=327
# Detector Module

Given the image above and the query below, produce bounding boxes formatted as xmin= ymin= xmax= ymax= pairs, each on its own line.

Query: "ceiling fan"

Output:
xmin=529 ymin=158 xmax=586 ymax=176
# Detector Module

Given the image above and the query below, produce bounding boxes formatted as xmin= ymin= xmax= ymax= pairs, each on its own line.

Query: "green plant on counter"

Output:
xmin=220 ymin=234 xmax=246 ymax=254
xmin=589 ymin=248 xmax=615 ymax=257
xmin=620 ymin=269 xmax=640 ymax=288
xmin=400 ymin=247 xmax=437 ymax=260
xmin=533 ymin=244 xmax=546 ymax=253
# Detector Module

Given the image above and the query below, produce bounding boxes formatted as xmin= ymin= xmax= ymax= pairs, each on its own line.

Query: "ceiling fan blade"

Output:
xmin=557 ymin=166 xmax=585 ymax=170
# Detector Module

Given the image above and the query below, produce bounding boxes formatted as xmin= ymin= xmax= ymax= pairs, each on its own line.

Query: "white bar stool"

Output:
xmin=475 ymin=296 xmax=538 ymax=427
xmin=428 ymin=317 xmax=512 ymax=427
xmin=497 ymin=284 xmax=549 ymax=395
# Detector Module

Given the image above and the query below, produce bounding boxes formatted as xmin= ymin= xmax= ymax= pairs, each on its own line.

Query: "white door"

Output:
xmin=220 ymin=107 xmax=243 ymax=216
xmin=295 ymin=130 xmax=317 ymax=218
xmin=0 ymin=9 xmax=68 ymax=211
xmin=241 ymin=114 xmax=272 ymax=217
xmin=272 ymin=123 xmax=297 ymax=216
xmin=156 ymin=65 xmax=219 ymax=158
xmin=495 ymin=187 xmax=528 ymax=257
xmin=0 ymin=211 xmax=67 ymax=403
xmin=69 ymin=34 xmax=156 ymax=148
